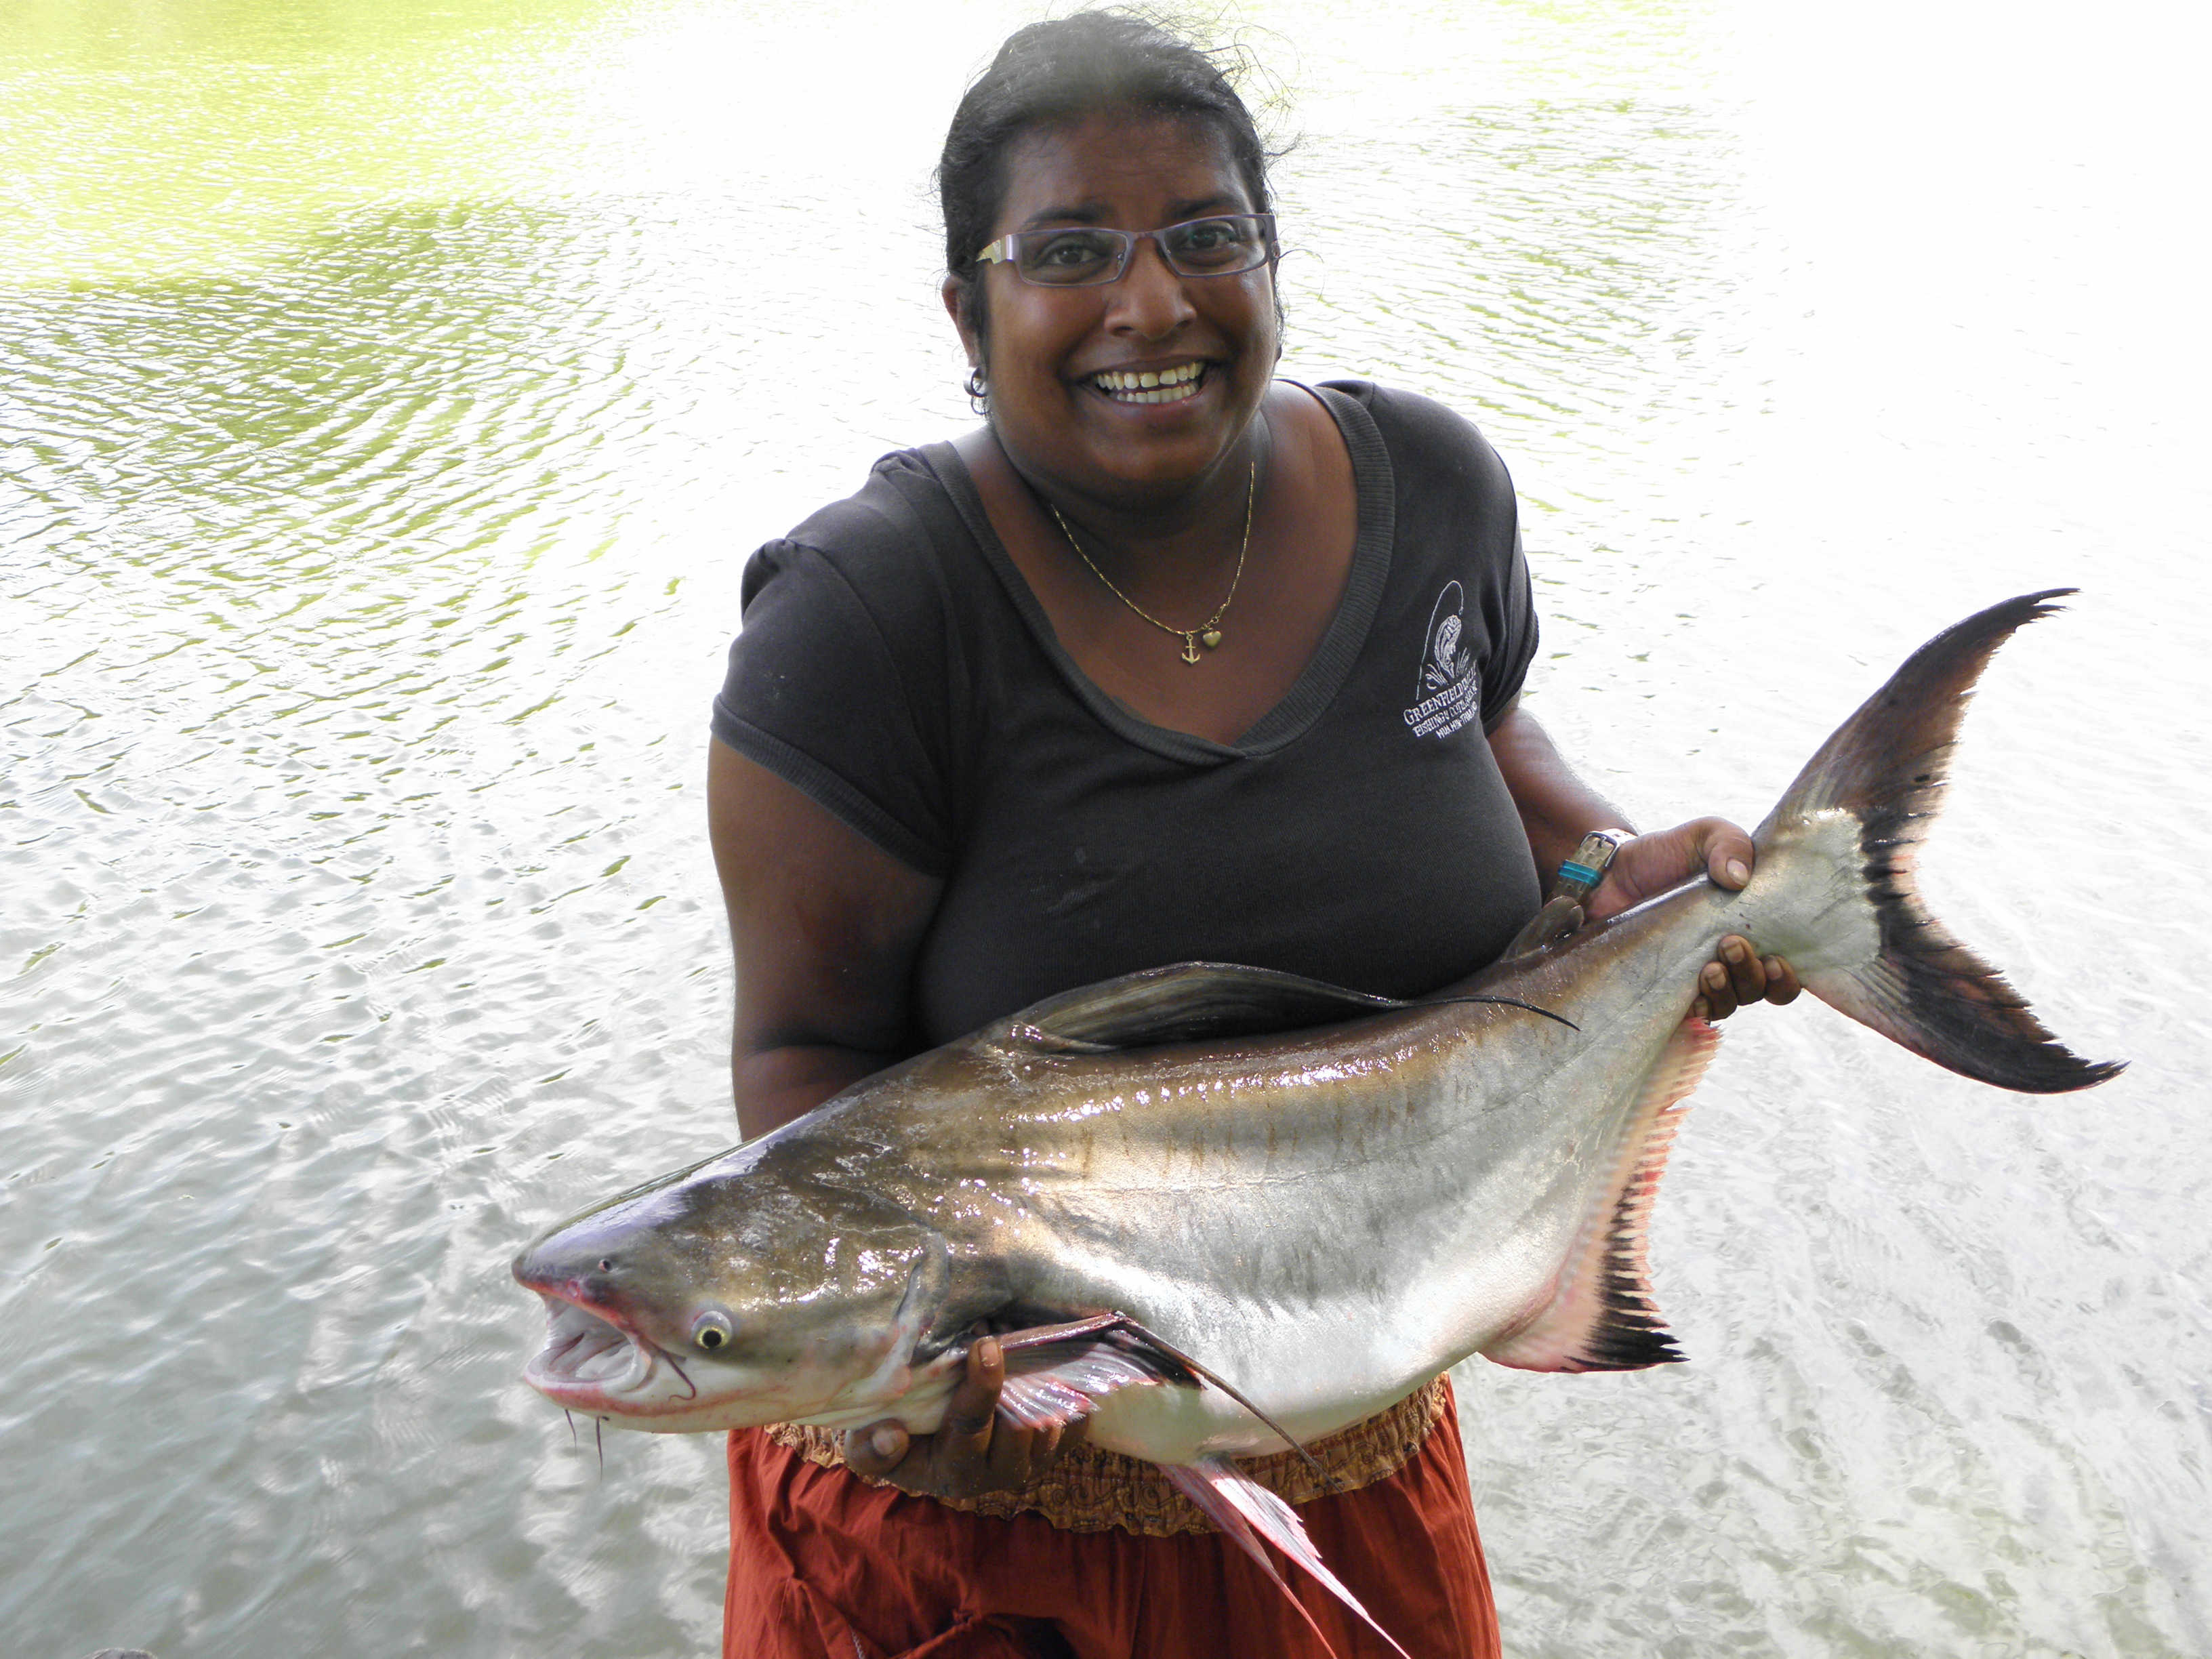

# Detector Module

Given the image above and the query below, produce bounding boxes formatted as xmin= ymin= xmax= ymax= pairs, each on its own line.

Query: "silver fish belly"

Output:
xmin=513 ymin=592 xmax=2121 ymax=1652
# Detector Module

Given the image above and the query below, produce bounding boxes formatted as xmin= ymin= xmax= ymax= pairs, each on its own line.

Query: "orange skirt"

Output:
xmin=723 ymin=1383 xmax=1500 ymax=1659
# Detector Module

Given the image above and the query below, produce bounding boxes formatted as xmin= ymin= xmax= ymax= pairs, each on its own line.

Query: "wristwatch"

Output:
xmin=1549 ymin=828 xmax=1635 ymax=905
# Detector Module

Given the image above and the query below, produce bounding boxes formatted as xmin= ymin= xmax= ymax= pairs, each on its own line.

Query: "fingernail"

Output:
xmin=1725 ymin=859 xmax=1750 ymax=886
xmin=871 ymin=1427 xmax=901 ymax=1458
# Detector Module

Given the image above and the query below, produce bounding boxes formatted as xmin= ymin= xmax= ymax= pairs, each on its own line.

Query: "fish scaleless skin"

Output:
xmin=514 ymin=593 xmax=2122 ymax=1647
xmin=801 ymin=875 xmax=1752 ymax=1462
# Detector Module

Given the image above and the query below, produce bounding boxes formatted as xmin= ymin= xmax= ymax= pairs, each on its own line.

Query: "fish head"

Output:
xmin=512 ymin=1139 xmax=958 ymax=1435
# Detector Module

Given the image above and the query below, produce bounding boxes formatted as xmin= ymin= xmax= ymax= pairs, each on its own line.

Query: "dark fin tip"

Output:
xmin=1767 ymin=592 xmax=2124 ymax=1094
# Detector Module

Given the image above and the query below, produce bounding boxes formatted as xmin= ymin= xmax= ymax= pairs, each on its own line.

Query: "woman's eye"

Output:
xmin=1166 ymin=220 xmax=1250 ymax=267
xmin=1026 ymin=234 xmax=1111 ymax=270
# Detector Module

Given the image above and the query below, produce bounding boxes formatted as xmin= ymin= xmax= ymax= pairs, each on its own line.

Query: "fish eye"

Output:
xmin=692 ymin=1309 xmax=734 ymax=1351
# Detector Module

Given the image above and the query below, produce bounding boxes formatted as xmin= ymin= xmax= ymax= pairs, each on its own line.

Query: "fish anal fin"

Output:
xmin=994 ymin=962 xmax=1406 ymax=1054
xmin=1164 ymin=1458 xmax=1412 ymax=1659
xmin=1483 ymin=1017 xmax=1719 ymax=1374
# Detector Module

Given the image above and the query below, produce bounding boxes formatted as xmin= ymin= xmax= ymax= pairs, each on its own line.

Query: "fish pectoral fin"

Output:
xmin=994 ymin=963 xmax=1408 ymax=1053
xmin=990 ymin=1314 xmax=1323 ymax=1481
xmin=1163 ymin=1458 xmax=1412 ymax=1659
xmin=987 ymin=1312 xmax=1204 ymax=1432
xmin=1481 ymin=1016 xmax=1720 ymax=1374
xmin=988 ymin=1324 xmax=1179 ymax=1431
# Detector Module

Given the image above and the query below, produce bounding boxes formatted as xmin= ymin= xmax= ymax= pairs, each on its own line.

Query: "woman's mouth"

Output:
xmin=1086 ymin=361 xmax=1207 ymax=406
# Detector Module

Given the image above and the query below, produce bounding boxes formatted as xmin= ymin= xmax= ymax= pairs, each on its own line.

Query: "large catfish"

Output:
xmin=515 ymin=592 xmax=2120 ymax=1652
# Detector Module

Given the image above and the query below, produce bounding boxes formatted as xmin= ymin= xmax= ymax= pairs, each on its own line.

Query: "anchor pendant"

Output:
xmin=1181 ymin=634 xmax=1202 ymax=665
xmin=1181 ymin=629 xmax=1224 ymax=664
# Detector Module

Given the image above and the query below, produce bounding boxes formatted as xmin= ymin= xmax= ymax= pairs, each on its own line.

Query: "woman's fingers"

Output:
xmin=1698 ymin=957 xmax=1741 ymax=1021
xmin=840 ymin=1337 xmax=1002 ymax=1496
xmin=929 ymin=1337 xmax=1006 ymax=1496
xmin=1720 ymin=935 xmax=1765 ymax=1005
xmin=1587 ymin=817 xmax=1752 ymax=920
xmin=1702 ymin=823 xmax=1757 ymax=890
xmin=837 ymin=1335 xmax=1088 ymax=1500
xmin=1761 ymin=955 xmax=1802 ymax=1005
xmin=1696 ymin=939 xmax=1801 ymax=1022
xmin=841 ymin=1418 xmax=912 ymax=1478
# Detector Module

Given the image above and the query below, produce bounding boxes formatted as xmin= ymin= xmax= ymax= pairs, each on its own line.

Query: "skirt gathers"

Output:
xmin=723 ymin=1378 xmax=1500 ymax=1659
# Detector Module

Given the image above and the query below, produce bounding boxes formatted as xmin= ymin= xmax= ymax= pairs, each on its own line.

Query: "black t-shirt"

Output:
xmin=713 ymin=380 xmax=1542 ymax=1047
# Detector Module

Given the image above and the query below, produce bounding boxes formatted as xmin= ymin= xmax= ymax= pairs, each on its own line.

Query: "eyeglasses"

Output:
xmin=975 ymin=213 xmax=1277 ymax=288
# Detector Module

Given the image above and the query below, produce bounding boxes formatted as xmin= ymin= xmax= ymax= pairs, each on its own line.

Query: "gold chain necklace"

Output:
xmin=1046 ymin=460 xmax=1255 ymax=666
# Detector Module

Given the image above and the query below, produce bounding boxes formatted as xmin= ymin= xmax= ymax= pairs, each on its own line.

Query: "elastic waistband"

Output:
xmin=764 ymin=1374 xmax=1452 ymax=1536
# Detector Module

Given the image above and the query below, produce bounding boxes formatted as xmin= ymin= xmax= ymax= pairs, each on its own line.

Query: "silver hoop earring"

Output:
xmin=964 ymin=369 xmax=989 ymax=415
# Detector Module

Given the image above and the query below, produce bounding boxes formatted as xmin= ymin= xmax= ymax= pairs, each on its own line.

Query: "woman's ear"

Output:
xmin=942 ymin=276 xmax=980 ymax=369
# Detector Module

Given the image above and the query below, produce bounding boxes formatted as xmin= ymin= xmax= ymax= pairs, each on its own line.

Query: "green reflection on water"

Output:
xmin=1 ymin=0 xmax=636 ymax=283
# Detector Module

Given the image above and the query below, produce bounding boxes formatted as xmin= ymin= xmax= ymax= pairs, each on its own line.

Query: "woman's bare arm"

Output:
xmin=1488 ymin=695 xmax=1800 ymax=1019
xmin=705 ymin=740 xmax=941 ymax=1139
xmin=705 ymin=738 xmax=1086 ymax=1488
xmin=1486 ymin=696 xmax=1638 ymax=876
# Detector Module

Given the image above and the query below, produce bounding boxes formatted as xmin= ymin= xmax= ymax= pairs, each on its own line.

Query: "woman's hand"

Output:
xmin=1584 ymin=817 xmax=1803 ymax=1022
xmin=840 ymin=1336 xmax=1088 ymax=1501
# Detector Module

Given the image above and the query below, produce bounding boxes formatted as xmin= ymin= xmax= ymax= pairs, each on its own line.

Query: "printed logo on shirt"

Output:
xmin=1404 ymin=581 xmax=1483 ymax=739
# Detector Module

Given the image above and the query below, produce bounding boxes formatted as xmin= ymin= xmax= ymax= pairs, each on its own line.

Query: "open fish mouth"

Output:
xmin=524 ymin=1294 xmax=659 ymax=1404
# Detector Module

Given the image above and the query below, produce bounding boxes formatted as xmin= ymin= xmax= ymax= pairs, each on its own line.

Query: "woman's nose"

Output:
xmin=1104 ymin=236 xmax=1197 ymax=338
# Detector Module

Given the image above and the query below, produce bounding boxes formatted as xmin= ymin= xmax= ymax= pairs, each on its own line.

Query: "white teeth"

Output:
xmin=1091 ymin=362 xmax=1204 ymax=400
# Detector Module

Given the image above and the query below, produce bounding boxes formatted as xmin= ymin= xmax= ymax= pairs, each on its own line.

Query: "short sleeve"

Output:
xmin=1479 ymin=525 xmax=1538 ymax=731
xmin=712 ymin=537 xmax=955 ymax=877
xmin=1322 ymin=378 xmax=1538 ymax=734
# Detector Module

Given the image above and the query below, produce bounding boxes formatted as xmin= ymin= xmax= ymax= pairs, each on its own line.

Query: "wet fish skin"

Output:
xmin=514 ymin=591 xmax=2119 ymax=1467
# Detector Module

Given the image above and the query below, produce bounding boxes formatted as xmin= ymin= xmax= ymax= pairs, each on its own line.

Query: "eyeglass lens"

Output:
xmin=1012 ymin=215 xmax=1272 ymax=287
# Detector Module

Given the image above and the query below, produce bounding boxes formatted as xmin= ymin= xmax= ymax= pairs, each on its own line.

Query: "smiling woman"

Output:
xmin=703 ymin=9 xmax=1795 ymax=1658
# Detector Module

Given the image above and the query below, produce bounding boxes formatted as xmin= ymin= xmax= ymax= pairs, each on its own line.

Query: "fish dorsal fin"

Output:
xmin=1481 ymin=1017 xmax=1720 ymax=1374
xmin=994 ymin=962 xmax=1406 ymax=1054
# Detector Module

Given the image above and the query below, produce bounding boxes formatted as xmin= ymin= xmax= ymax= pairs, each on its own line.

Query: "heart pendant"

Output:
xmin=1200 ymin=629 xmax=1223 ymax=651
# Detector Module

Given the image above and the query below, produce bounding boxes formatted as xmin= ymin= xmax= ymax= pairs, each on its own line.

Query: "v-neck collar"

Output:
xmin=920 ymin=383 xmax=1396 ymax=765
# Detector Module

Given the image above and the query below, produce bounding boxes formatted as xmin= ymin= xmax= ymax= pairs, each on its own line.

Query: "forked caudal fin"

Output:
xmin=1750 ymin=590 xmax=2123 ymax=1094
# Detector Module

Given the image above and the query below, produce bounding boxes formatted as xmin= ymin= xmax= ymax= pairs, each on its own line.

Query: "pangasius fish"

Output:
xmin=514 ymin=592 xmax=2120 ymax=1654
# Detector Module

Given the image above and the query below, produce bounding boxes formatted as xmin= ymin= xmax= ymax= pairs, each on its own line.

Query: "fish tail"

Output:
xmin=1747 ymin=590 xmax=2123 ymax=1094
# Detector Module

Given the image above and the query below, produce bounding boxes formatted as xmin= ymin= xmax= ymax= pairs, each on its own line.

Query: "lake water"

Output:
xmin=4 ymin=1 xmax=2207 ymax=1654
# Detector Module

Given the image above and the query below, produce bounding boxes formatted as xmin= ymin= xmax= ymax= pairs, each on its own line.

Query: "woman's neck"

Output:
xmin=986 ymin=415 xmax=1273 ymax=598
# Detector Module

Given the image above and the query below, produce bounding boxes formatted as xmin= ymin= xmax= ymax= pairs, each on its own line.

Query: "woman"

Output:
xmin=706 ymin=14 xmax=1795 ymax=1656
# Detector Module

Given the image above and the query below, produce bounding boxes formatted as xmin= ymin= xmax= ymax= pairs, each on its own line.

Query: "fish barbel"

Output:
xmin=514 ymin=592 xmax=2120 ymax=1651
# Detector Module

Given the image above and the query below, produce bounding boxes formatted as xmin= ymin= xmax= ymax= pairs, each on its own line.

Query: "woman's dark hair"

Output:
xmin=939 ymin=9 xmax=1276 ymax=361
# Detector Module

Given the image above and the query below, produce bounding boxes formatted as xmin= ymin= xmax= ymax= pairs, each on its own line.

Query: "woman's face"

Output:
xmin=951 ymin=110 xmax=1279 ymax=510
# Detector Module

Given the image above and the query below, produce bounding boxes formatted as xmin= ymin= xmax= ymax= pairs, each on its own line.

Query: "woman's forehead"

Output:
xmin=993 ymin=111 xmax=1250 ymax=232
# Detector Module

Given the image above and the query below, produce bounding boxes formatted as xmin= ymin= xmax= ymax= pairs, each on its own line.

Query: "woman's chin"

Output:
xmin=1059 ymin=384 xmax=1261 ymax=495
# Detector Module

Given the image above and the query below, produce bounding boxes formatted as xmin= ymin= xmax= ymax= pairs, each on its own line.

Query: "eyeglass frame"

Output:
xmin=973 ymin=212 xmax=1280 ymax=288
